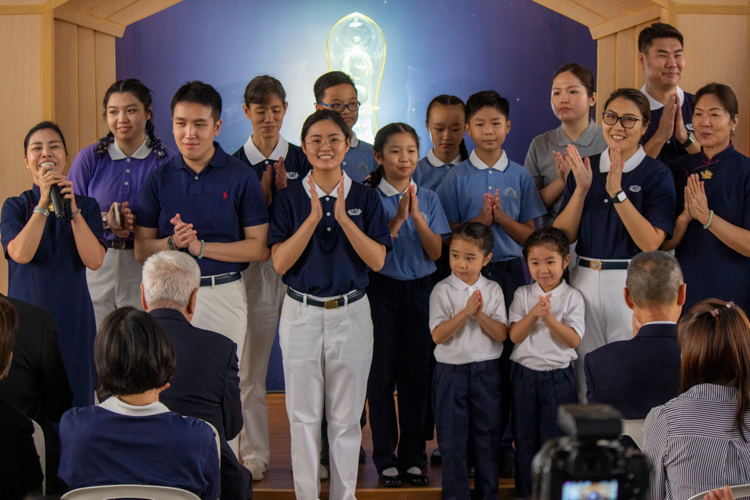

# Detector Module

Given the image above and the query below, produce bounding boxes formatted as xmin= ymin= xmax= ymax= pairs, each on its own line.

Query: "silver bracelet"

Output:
xmin=33 ymin=206 xmax=50 ymax=217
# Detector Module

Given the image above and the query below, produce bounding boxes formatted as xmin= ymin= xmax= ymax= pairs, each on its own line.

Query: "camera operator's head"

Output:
xmin=141 ymin=251 xmax=201 ymax=322
xmin=625 ymin=251 xmax=686 ymax=331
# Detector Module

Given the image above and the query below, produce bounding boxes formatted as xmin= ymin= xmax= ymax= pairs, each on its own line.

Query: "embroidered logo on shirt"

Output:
xmin=687 ymin=123 xmax=695 ymax=132
xmin=223 ymin=192 xmax=228 ymax=199
xmin=287 ymin=172 xmax=299 ymax=180
xmin=629 ymin=185 xmax=642 ymax=193
xmin=701 ymin=169 xmax=713 ymax=180
xmin=503 ymin=187 xmax=517 ymax=199
xmin=358 ymin=163 xmax=368 ymax=172
xmin=347 ymin=208 xmax=362 ymax=216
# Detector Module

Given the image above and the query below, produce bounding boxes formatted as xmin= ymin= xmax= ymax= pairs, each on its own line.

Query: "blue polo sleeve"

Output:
xmin=267 ymin=189 xmax=295 ymax=247
xmin=557 ymin=173 xmax=578 ymax=215
xmin=81 ymin=196 xmax=105 ymax=243
xmin=239 ymin=171 xmax=269 ymax=227
xmin=642 ymin=165 xmax=676 ymax=238
xmin=0 ymin=196 xmax=27 ymax=258
xmin=68 ymin=145 xmax=95 ymax=196
xmin=437 ymin=170 xmax=461 ymax=223
xmin=516 ymin=166 xmax=547 ymax=223
xmin=363 ymin=188 xmax=393 ymax=250
xmin=137 ymin=169 xmax=161 ymax=229
xmin=424 ymin=189 xmax=451 ymax=237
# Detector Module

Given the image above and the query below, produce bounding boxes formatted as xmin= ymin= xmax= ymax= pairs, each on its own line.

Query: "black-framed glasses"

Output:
xmin=602 ymin=112 xmax=645 ymax=129
xmin=316 ymin=101 xmax=361 ymax=113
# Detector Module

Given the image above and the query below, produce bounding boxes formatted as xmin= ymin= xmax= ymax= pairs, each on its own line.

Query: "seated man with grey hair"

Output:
xmin=584 ymin=251 xmax=685 ymax=419
xmin=141 ymin=251 xmax=252 ymax=500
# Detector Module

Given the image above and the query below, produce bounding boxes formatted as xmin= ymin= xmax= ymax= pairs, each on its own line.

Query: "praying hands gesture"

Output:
xmin=170 ymin=213 xmax=200 ymax=255
xmin=685 ymin=173 xmax=711 ymax=226
xmin=531 ymin=293 xmax=553 ymax=320
xmin=260 ymin=157 xmax=289 ymax=206
xmin=605 ymin=148 xmax=624 ymax=198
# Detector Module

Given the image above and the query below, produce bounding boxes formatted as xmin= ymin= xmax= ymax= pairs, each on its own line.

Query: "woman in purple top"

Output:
xmin=68 ymin=79 xmax=175 ymax=330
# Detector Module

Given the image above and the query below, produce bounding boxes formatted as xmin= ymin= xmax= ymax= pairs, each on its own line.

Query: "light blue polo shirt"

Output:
xmin=413 ymin=149 xmax=462 ymax=192
xmin=437 ymin=150 xmax=546 ymax=262
xmin=342 ymin=132 xmax=378 ymax=183
xmin=376 ymin=178 xmax=451 ymax=280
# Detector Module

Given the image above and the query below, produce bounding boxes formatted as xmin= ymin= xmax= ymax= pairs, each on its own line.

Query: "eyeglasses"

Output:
xmin=316 ymin=101 xmax=361 ymax=113
xmin=602 ymin=112 xmax=645 ymax=129
xmin=304 ymin=137 xmax=346 ymax=151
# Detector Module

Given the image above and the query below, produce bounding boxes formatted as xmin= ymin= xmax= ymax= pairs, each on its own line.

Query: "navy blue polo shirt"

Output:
xmin=640 ymin=85 xmax=695 ymax=166
xmin=559 ymin=147 xmax=675 ymax=259
xmin=672 ymin=144 xmax=750 ymax=311
xmin=138 ymin=142 xmax=269 ymax=275
xmin=268 ymin=172 xmax=391 ymax=296
xmin=232 ymin=135 xmax=311 ymax=198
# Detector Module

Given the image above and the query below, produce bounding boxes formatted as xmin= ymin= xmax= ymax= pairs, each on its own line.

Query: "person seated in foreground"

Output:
xmin=142 ymin=251 xmax=252 ymax=500
xmin=585 ymin=250 xmax=683 ymax=418
xmin=643 ymin=299 xmax=750 ymax=500
xmin=58 ymin=307 xmax=220 ymax=499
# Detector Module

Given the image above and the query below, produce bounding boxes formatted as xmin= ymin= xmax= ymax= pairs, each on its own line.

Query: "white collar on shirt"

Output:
xmin=446 ymin=271 xmax=489 ymax=293
xmin=642 ymin=321 xmax=677 ymax=326
xmin=243 ymin=135 xmax=290 ymax=165
xmin=469 ymin=149 xmax=509 ymax=172
xmin=640 ymin=84 xmax=685 ymax=110
xmin=302 ymin=171 xmax=353 ymax=199
xmin=378 ymin=177 xmax=417 ymax=197
xmin=531 ymin=279 xmax=570 ymax=297
xmin=350 ymin=131 xmax=360 ymax=148
xmin=427 ymin=148 xmax=462 ymax=168
xmin=599 ymin=146 xmax=647 ymax=174
xmin=100 ymin=396 xmax=170 ymax=417
xmin=109 ymin=137 xmax=151 ymax=160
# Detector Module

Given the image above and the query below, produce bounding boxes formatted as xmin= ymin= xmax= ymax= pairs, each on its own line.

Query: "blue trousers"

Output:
xmin=366 ymin=272 xmax=433 ymax=472
xmin=510 ymin=362 xmax=578 ymax=498
xmin=433 ymin=359 xmax=502 ymax=500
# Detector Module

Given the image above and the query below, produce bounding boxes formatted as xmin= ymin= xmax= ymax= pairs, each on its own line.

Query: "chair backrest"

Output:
xmin=30 ymin=419 xmax=45 ymax=495
xmin=688 ymin=484 xmax=750 ymax=500
xmin=60 ymin=484 xmax=201 ymax=500
xmin=621 ymin=418 xmax=646 ymax=449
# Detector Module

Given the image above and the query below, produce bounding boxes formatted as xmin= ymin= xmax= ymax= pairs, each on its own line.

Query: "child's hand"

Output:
xmin=492 ymin=189 xmax=506 ymax=223
xmin=395 ymin=186 xmax=411 ymax=223
xmin=463 ymin=290 xmax=482 ymax=318
xmin=408 ymin=185 xmax=422 ymax=220
xmin=477 ymin=193 xmax=494 ymax=226
xmin=532 ymin=293 xmax=552 ymax=319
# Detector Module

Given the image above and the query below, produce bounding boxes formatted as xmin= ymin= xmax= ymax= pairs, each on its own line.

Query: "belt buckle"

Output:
xmin=112 ymin=241 xmax=126 ymax=250
xmin=324 ymin=300 xmax=339 ymax=309
xmin=590 ymin=260 xmax=602 ymax=271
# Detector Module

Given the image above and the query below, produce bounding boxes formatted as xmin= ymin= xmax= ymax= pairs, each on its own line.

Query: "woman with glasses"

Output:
xmin=554 ymin=88 xmax=676 ymax=396
xmin=268 ymin=109 xmax=390 ymax=500
xmin=662 ymin=83 xmax=750 ymax=312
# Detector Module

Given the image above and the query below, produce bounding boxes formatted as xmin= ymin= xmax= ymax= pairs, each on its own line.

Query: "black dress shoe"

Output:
xmin=379 ymin=472 xmax=402 ymax=487
xmin=430 ymin=448 xmax=442 ymax=465
xmin=500 ymin=456 xmax=515 ymax=478
xmin=359 ymin=446 xmax=367 ymax=464
xmin=401 ymin=471 xmax=428 ymax=486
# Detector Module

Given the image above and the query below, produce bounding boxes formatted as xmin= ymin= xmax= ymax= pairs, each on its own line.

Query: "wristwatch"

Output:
xmin=167 ymin=235 xmax=177 ymax=251
xmin=34 ymin=206 xmax=50 ymax=217
xmin=681 ymin=133 xmax=696 ymax=149
xmin=611 ymin=191 xmax=627 ymax=204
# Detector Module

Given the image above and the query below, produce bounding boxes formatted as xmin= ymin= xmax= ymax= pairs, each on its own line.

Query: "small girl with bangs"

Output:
xmin=365 ymin=123 xmax=450 ymax=487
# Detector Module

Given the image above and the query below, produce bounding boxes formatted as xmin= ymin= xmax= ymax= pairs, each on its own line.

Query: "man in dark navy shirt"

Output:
xmin=585 ymin=251 xmax=684 ymax=420
xmin=135 ymin=81 xmax=269 ymax=360
xmin=141 ymin=251 xmax=251 ymax=500
xmin=638 ymin=23 xmax=702 ymax=165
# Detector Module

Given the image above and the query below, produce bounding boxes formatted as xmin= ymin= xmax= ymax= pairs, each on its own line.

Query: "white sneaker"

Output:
xmin=319 ymin=463 xmax=329 ymax=481
xmin=245 ymin=458 xmax=267 ymax=482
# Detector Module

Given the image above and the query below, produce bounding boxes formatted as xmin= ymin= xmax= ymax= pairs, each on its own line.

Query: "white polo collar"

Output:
xmin=447 ymin=271 xmax=489 ymax=292
xmin=302 ymin=171 xmax=353 ymax=199
xmin=469 ymin=150 xmax=509 ymax=172
xmin=599 ymin=146 xmax=647 ymax=173
xmin=378 ymin=177 xmax=418 ymax=197
xmin=350 ymin=131 xmax=359 ymax=148
xmin=243 ymin=135 xmax=290 ymax=165
xmin=427 ymin=149 xmax=462 ymax=168
xmin=100 ymin=396 xmax=170 ymax=417
xmin=642 ymin=321 xmax=677 ymax=326
xmin=109 ymin=137 xmax=151 ymax=160
xmin=531 ymin=279 xmax=569 ymax=297
xmin=640 ymin=84 xmax=685 ymax=110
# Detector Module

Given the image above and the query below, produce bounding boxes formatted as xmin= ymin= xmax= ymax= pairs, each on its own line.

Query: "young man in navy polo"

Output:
xmin=638 ymin=23 xmax=701 ymax=165
xmin=135 ymin=80 xmax=270 ymax=361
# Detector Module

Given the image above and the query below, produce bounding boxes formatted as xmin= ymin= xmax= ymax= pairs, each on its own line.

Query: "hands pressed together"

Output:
xmin=679 ymin=173 xmax=711 ymax=226
xmin=170 ymin=213 xmax=202 ymax=256
xmin=476 ymin=190 xmax=509 ymax=226
xmin=260 ymin=157 xmax=288 ymax=206
xmin=463 ymin=289 xmax=484 ymax=318
xmin=531 ymin=293 xmax=553 ymax=321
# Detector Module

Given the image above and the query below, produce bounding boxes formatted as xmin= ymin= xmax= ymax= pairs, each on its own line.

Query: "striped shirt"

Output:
xmin=643 ymin=384 xmax=750 ymax=500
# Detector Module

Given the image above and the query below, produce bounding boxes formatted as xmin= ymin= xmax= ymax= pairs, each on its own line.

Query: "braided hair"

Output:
xmin=365 ymin=122 xmax=420 ymax=188
xmin=95 ymin=79 xmax=166 ymax=159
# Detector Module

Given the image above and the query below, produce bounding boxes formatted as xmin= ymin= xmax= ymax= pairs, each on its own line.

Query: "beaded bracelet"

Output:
xmin=703 ymin=210 xmax=714 ymax=229
xmin=197 ymin=239 xmax=206 ymax=259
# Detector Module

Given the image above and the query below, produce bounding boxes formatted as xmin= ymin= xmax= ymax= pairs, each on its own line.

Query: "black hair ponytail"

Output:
xmin=458 ymin=139 xmax=469 ymax=162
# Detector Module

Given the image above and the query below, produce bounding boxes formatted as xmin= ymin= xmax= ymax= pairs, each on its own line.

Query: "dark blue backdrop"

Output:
xmin=116 ymin=0 xmax=596 ymax=391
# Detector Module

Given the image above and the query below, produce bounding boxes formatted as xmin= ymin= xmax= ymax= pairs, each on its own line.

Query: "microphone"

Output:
xmin=48 ymin=167 xmax=66 ymax=220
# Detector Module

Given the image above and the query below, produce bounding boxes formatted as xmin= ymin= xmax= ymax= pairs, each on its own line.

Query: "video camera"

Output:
xmin=531 ymin=404 xmax=650 ymax=500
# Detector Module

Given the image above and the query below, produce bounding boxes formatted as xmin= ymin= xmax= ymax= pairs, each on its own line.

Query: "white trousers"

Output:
xmin=192 ymin=277 xmax=248 ymax=366
xmin=86 ymin=248 xmax=144 ymax=330
xmin=239 ymin=260 xmax=286 ymax=465
xmin=279 ymin=293 xmax=373 ymax=500
xmin=570 ymin=261 xmax=632 ymax=401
